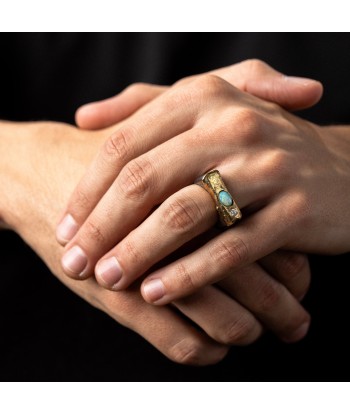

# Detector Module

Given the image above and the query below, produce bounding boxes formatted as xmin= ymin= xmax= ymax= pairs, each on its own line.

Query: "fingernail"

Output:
xmin=283 ymin=322 xmax=310 ymax=343
xmin=56 ymin=214 xmax=78 ymax=244
xmin=143 ymin=279 xmax=165 ymax=303
xmin=96 ymin=257 xmax=123 ymax=288
xmin=61 ymin=246 xmax=88 ymax=277
xmin=284 ymin=76 xmax=317 ymax=87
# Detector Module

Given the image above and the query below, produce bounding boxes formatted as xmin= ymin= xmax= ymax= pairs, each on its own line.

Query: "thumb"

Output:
xmin=211 ymin=59 xmax=323 ymax=111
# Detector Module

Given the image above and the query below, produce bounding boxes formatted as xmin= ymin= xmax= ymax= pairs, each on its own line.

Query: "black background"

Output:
xmin=0 ymin=33 xmax=349 ymax=381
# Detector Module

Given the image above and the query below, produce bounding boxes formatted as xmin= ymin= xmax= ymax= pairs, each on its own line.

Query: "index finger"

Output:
xmin=56 ymin=85 xmax=196 ymax=245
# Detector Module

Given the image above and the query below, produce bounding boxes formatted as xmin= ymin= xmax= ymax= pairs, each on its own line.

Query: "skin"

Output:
xmin=0 ymin=121 xmax=228 ymax=365
xmin=0 ymin=121 xmax=312 ymax=365
xmin=0 ymin=61 xmax=322 ymax=365
xmin=57 ymin=59 xmax=350 ymax=310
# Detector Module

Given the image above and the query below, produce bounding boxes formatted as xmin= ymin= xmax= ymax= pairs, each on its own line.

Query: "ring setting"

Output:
xmin=195 ymin=170 xmax=242 ymax=227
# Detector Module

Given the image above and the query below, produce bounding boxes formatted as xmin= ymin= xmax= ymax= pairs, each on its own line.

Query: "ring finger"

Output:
xmin=93 ymin=180 xmax=252 ymax=290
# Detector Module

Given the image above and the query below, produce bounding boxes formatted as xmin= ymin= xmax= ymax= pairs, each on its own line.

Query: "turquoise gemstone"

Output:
xmin=218 ymin=190 xmax=233 ymax=206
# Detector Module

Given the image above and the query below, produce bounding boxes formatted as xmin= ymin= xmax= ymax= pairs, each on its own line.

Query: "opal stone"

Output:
xmin=218 ymin=190 xmax=233 ymax=207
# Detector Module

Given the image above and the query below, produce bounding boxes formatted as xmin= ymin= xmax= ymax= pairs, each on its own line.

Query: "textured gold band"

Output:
xmin=196 ymin=170 xmax=242 ymax=227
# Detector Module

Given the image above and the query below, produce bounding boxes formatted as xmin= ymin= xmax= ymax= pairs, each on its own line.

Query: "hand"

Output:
xmin=75 ymin=59 xmax=322 ymax=130
xmin=54 ymin=60 xmax=321 ymax=343
xmin=0 ymin=121 xmax=227 ymax=365
xmin=57 ymin=59 xmax=322 ymax=254
xmin=0 ymin=120 xmax=310 ymax=366
xmin=57 ymin=60 xmax=350 ymax=307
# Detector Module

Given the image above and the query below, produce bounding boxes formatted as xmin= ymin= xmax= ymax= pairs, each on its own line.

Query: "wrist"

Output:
xmin=0 ymin=121 xmax=22 ymax=230
xmin=0 ymin=120 xmax=104 ymax=235
xmin=0 ymin=122 xmax=55 ymax=232
xmin=319 ymin=125 xmax=350 ymax=252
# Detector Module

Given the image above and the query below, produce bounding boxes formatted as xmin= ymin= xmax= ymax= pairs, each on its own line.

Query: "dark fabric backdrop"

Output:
xmin=0 ymin=33 xmax=349 ymax=381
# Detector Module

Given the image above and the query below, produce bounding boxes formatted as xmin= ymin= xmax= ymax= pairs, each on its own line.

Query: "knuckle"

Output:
xmin=281 ymin=253 xmax=308 ymax=282
xmin=260 ymin=149 xmax=291 ymax=182
xmin=294 ymin=194 xmax=313 ymax=224
xmin=119 ymin=157 xmax=154 ymax=200
xmin=103 ymin=128 xmax=134 ymax=164
xmin=270 ymin=252 xmax=311 ymax=300
xmin=262 ymin=99 xmax=284 ymax=116
xmin=103 ymin=291 xmax=140 ymax=329
xmin=125 ymin=82 xmax=149 ymax=94
xmin=218 ymin=316 xmax=257 ymax=345
xmin=280 ymin=313 xmax=311 ymax=338
xmin=257 ymin=278 xmax=282 ymax=312
xmin=200 ymin=73 xmax=225 ymax=88
xmin=166 ymin=74 xmax=228 ymax=116
xmin=298 ymin=282 xmax=311 ymax=301
xmin=72 ymin=187 xmax=91 ymax=212
xmin=173 ymin=263 xmax=195 ymax=292
xmin=84 ymin=220 xmax=105 ymax=243
xmin=120 ymin=238 xmax=142 ymax=265
xmin=192 ymin=74 xmax=228 ymax=97
xmin=209 ymin=238 xmax=249 ymax=271
xmin=162 ymin=196 xmax=203 ymax=234
xmin=243 ymin=58 xmax=270 ymax=75
xmin=284 ymin=192 xmax=313 ymax=229
xmin=233 ymin=107 xmax=262 ymax=144
xmin=162 ymin=84 xmax=195 ymax=113
xmin=169 ymin=338 xmax=205 ymax=365
xmin=173 ymin=75 xmax=197 ymax=87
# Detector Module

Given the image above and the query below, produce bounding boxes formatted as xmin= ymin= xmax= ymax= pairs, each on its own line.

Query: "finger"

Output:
xmin=59 ymin=130 xmax=216 ymax=278
xmin=94 ymin=185 xmax=217 ymax=290
xmin=76 ymin=60 xmax=323 ymax=132
xmin=173 ymin=285 xmax=263 ymax=346
xmin=76 ymin=83 xmax=167 ymax=130
xmin=58 ymin=63 xmax=320 ymax=245
xmin=218 ymin=263 xmax=311 ymax=343
xmin=210 ymin=59 xmax=323 ymax=111
xmin=259 ymin=251 xmax=311 ymax=301
xmin=96 ymin=282 xmax=228 ymax=366
xmin=56 ymin=83 xmax=197 ymax=245
xmin=62 ymin=76 xmax=278 ymax=279
xmin=61 ymin=125 xmax=262 ymax=280
xmin=141 ymin=202 xmax=289 ymax=305
xmin=93 ymin=170 xmax=259 ymax=290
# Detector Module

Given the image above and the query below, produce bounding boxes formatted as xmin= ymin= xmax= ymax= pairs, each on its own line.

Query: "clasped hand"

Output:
xmin=45 ymin=59 xmax=350 ymax=363
xmin=54 ymin=60 xmax=339 ymax=347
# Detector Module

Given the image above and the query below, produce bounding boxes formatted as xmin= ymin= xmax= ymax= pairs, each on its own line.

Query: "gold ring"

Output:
xmin=195 ymin=170 xmax=242 ymax=227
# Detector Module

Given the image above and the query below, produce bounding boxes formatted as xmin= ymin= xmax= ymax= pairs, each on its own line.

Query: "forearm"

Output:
xmin=0 ymin=122 xmax=52 ymax=233
xmin=0 ymin=121 xmax=29 ymax=231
